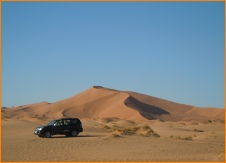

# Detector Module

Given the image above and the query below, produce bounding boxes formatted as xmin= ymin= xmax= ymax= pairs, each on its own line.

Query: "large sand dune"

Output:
xmin=2 ymin=86 xmax=225 ymax=161
xmin=2 ymin=86 xmax=224 ymax=122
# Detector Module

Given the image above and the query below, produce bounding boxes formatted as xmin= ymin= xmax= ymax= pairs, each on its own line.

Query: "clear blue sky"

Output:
xmin=2 ymin=2 xmax=224 ymax=108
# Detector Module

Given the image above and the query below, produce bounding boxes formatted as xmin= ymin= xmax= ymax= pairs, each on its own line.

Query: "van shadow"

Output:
xmin=50 ymin=135 xmax=99 ymax=138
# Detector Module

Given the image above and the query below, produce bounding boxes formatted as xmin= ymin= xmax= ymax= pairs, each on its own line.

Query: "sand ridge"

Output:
xmin=2 ymin=86 xmax=224 ymax=123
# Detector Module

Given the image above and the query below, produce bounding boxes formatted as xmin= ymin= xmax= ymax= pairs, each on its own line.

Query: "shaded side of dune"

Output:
xmin=124 ymin=95 xmax=171 ymax=120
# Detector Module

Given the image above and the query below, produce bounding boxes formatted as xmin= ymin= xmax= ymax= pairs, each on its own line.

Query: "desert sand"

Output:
xmin=2 ymin=86 xmax=225 ymax=161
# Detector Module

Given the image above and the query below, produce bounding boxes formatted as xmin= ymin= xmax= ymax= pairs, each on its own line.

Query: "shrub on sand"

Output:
xmin=170 ymin=135 xmax=193 ymax=140
xmin=102 ymin=124 xmax=160 ymax=137
xmin=194 ymin=128 xmax=204 ymax=132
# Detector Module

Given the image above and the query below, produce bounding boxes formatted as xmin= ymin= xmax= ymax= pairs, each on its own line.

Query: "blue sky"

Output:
xmin=2 ymin=2 xmax=224 ymax=108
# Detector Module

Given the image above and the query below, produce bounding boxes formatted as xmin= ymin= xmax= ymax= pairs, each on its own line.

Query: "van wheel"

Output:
xmin=71 ymin=130 xmax=78 ymax=137
xmin=44 ymin=131 xmax=51 ymax=138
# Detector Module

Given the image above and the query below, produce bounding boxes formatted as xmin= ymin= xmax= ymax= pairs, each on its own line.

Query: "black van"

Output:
xmin=34 ymin=118 xmax=83 ymax=138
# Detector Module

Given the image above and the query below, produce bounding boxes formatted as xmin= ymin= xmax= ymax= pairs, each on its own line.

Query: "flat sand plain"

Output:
xmin=2 ymin=118 xmax=224 ymax=162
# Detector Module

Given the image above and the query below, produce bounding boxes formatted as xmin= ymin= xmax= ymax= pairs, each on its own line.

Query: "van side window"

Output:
xmin=64 ymin=120 xmax=72 ymax=126
xmin=55 ymin=120 xmax=63 ymax=126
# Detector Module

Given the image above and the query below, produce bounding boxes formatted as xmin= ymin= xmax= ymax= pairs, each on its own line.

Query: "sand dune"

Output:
xmin=2 ymin=86 xmax=225 ymax=161
xmin=2 ymin=86 xmax=224 ymax=123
